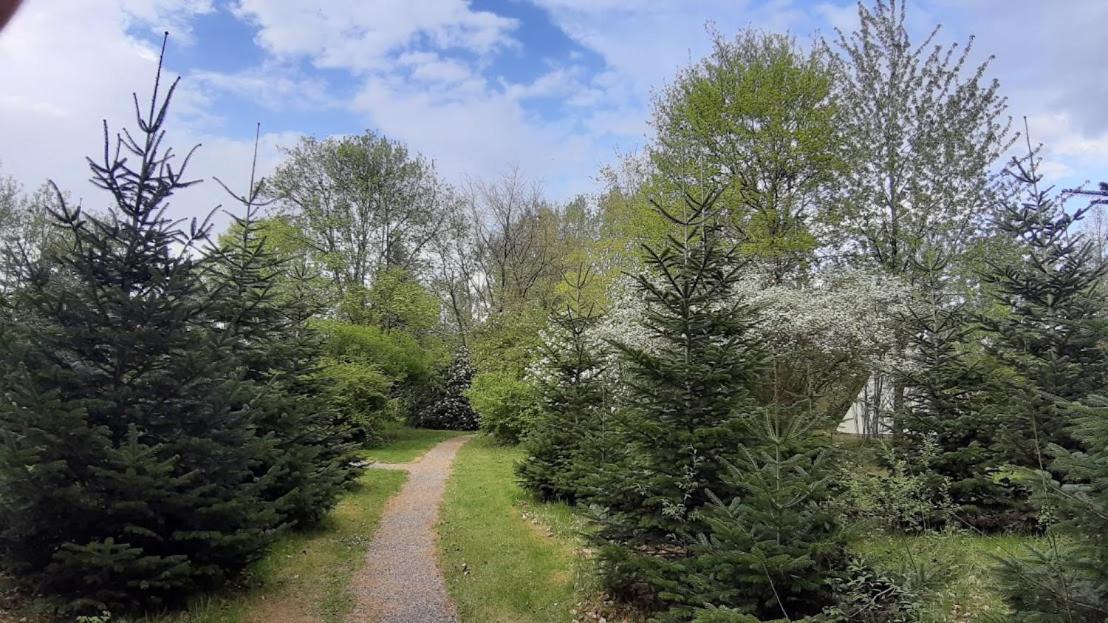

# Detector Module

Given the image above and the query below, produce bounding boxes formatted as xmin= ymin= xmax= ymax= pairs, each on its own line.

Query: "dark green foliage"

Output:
xmin=675 ymin=413 xmax=848 ymax=621
xmin=518 ymin=270 xmax=611 ymax=502
xmin=584 ymin=191 xmax=764 ymax=610
xmin=416 ymin=347 xmax=479 ymax=430
xmin=895 ymin=254 xmax=1016 ymax=530
xmin=0 ymin=50 xmax=279 ymax=612
xmin=980 ymin=151 xmax=1108 ymax=480
xmin=210 ymin=135 xmax=363 ymax=529
xmin=997 ymin=394 xmax=1108 ymax=621
xmin=690 ymin=606 xmax=768 ymax=622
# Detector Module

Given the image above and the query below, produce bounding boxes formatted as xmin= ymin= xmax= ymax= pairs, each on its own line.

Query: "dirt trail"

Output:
xmin=349 ymin=435 xmax=471 ymax=623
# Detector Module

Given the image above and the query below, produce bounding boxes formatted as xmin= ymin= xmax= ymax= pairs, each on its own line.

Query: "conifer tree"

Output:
xmin=997 ymin=394 xmax=1108 ymax=622
xmin=518 ymin=268 xmax=610 ymax=503
xmin=417 ymin=346 xmax=479 ymax=430
xmin=896 ymin=252 xmax=1012 ymax=528
xmin=981 ymin=143 xmax=1108 ymax=473
xmin=0 ymin=39 xmax=278 ymax=612
xmin=677 ymin=412 xmax=848 ymax=622
xmin=210 ymin=126 xmax=363 ymax=528
xmin=584 ymin=190 xmax=764 ymax=610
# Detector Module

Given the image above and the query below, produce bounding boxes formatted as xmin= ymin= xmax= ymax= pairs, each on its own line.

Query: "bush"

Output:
xmin=822 ymin=557 xmax=924 ymax=623
xmin=466 ymin=370 xmax=541 ymax=443
xmin=318 ymin=359 xmax=393 ymax=443
xmin=467 ymin=307 xmax=546 ymax=443
xmin=415 ymin=348 xmax=479 ymax=430
xmin=835 ymin=443 xmax=952 ymax=533
xmin=315 ymin=320 xmax=448 ymax=436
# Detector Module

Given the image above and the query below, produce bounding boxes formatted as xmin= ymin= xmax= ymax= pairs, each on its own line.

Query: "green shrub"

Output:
xmin=466 ymin=370 xmax=541 ymax=443
xmin=822 ymin=557 xmax=924 ymax=623
xmin=316 ymin=320 xmax=436 ymax=385
xmin=690 ymin=606 xmax=766 ymax=622
xmin=315 ymin=320 xmax=448 ymax=433
xmin=318 ymin=359 xmax=393 ymax=443
xmin=835 ymin=443 xmax=952 ymax=533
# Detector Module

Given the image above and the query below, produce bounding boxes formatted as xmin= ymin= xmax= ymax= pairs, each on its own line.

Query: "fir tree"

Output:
xmin=981 ymin=142 xmax=1108 ymax=474
xmin=896 ymin=252 xmax=1013 ymax=529
xmin=584 ymin=190 xmax=764 ymax=610
xmin=518 ymin=268 xmax=611 ymax=503
xmin=0 ymin=38 xmax=278 ymax=612
xmin=997 ymin=395 xmax=1108 ymax=622
xmin=210 ymin=125 xmax=363 ymax=528
xmin=677 ymin=412 xmax=849 ymax=622
xmin=417 ymin=347 xmax=479 ymax=430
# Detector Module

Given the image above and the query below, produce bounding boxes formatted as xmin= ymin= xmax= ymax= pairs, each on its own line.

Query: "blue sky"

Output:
xmin=2 ymin=0 xmax=1107 ymax=231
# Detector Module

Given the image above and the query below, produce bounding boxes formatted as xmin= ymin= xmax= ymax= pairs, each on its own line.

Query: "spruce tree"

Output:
xmin=584 ymin=190 xmax=764 ymax=610
xmin=210 ymin=127 xmax=363 ymax=528
xmin=981 ymin=145 xmax=1108 ymax=474
xmin=518 ymin=268 xmax=610 ymax=503
xmin=0 ymin=40 xmax=278 ymax=612
xmin=417 ymin=347 xmax=479 ymax=430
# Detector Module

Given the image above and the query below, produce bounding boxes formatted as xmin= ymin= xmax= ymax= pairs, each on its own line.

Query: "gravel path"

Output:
xmin=349 ymin=435 xmax=471 ymax=623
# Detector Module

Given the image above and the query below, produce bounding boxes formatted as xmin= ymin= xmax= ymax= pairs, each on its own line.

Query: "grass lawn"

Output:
xmin=362 ymin=425 xmax=467 ymax=464
xmin=438 ymin=436 xmax=594 ymax=623
xmin=856 ymin=532 xmax=1046 ymax=622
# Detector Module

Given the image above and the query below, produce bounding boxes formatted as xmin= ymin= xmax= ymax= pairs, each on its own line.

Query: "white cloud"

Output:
xmin=232 ymin=0 xmax=519 ymax=73
xmin=0 ymin=0 xmax=286 ymax=231
xmin=351 ymin=71 xmax=601 ymax=199
xmin=4 ymin=0 xmax=1108 ymax=238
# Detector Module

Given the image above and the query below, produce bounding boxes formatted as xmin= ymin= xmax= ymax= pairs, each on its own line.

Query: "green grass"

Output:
xmin=362 ymin=426 xmax=466 ymax=464
xmin=438 ymin=437 xmax=591 ymax=623
xmin=856 ymin=532 xmax=1047 ymax=622
xmin=149 ymin=468 xmax=406 ymax=623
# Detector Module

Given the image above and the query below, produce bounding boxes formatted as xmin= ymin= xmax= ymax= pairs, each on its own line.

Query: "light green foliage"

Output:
xmin=466 ymin=370 xmax=541 ymax=444
xmin=314 ymin=320 xmax=447 ymax=442
xmin=836 ymin=442 xmax=953 ymax=533
xmin=360 ymin=266 xmax=441 ymax=336
xmin=317 ymin=359 xmax=392 ymax=443
xmin=651 ymin=29 xmax=840 ymax=280
xmin=467 ymin=308 xmax=546 ymax=443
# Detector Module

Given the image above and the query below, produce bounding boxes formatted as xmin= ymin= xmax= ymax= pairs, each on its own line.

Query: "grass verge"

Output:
xmin=155 ymin=468 xmax=407 ymax=623
xmin=438 ymin=437 xmax=592 ymax=623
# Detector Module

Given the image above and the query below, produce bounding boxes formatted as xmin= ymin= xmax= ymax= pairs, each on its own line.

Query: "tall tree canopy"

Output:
xmin=267 ymin=131 xmax=451 ymax=315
